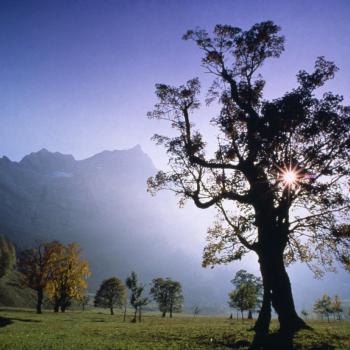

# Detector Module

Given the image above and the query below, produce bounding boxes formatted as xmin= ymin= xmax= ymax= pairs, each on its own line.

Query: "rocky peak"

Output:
xmin=19 ymin=148 xmax=76 ymax=174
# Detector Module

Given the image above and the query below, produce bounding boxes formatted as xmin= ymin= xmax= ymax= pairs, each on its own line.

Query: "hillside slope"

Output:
xmin=0 ymin=270 xmax=36 ymax=307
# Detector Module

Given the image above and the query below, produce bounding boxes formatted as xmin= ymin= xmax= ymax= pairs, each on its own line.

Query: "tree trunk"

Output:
xmin=138 ymin=307 xmax=141 ymax=322
xmin=248 ymin=310 xmax=253 ymax=319
xmin=258 ymin=245 xmax=306 ymax=333
xmin=253 ymin=279 xmax=271 ymax=334
xmin=54 ymin=299 xmax=60 ymax=313
xmin=241 ymin=310 xmax=244 ymax=322
xmin=123 ymin=305 xmax=127 ymax=322
xmin=61 ymin=305 xmax=66 ymax=313
xmin=162 ymin=311 xmax=166 ymax=318
xmin=110 ymin=307 xmax=114 ymax=315
xmin=36 ymin=288 xmax=43 ymax=314
xmin=132 ymin=308 xmax=137 ymax=323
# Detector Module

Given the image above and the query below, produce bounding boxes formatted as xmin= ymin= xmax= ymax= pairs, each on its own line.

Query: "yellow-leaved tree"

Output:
xmin=45 ymin=242 xmax=91 ymax=312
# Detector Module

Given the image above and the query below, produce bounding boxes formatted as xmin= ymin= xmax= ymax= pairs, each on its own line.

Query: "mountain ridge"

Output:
xmin=0 ymin=146 xmax=232 ymax=312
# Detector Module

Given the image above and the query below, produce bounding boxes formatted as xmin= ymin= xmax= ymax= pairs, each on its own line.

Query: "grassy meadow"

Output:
xmin=0 ymin=308 xmax=349 ymax=350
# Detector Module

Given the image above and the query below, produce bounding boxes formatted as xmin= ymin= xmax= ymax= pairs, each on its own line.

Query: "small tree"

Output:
xmin=313 ymin=294 xmax=332 ymax=322
xmin=229 ymin=282 xmax=258 ymax=321
xmin=0 ymin=236 xmax=16 ymax=279
xmin=167 ymin=280 xmax=184 ymax=318
xmin=150 ymin=277 xmax=184 ymax=318
xmin=231 ymin=270 xmax=262 ymax=318
xmin=94 ymin=277 xmax=126 ymax=315
xmin=193 ymin=305 xmax=200 ymax=317
xmin=126 ymin=271 xmax=148 ymax=322
xmin=46 ymin=242 xmax=91 ymax=312
xmin=18 ymin=241 xmax=59 ymax=314
xmin=80 ymin=295 xmax=90 ymax=311
xmin=150 ymin=278 xmax=168 ymax=317
xmin=331 ymin=295 xmax=343 ymax=320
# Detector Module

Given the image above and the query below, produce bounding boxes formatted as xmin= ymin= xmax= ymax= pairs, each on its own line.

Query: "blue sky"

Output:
xmin=0 ymin=0 xmax=349 ymax=167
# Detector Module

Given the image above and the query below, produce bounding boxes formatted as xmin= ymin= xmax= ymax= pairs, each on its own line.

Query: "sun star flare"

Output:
xmin=283 ymin=170 xmax=298 ymax=186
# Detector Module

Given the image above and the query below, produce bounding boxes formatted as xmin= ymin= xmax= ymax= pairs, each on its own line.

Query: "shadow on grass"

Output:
xmin=218 ymin=330 xmax=336 ymax=350
xmin=0 ymin=317 xmax=12 ymax=328
xmin=0 ymin=316 xmax=41 ymax=328
xmin=0 ymin=308 xmax=35 ymax=313
xmin=249 ymin=331 xmax=295 ymax=350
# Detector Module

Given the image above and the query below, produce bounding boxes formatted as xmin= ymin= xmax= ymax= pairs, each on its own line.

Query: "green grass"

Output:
xmin=0 ymin=308 xmax=349 ymax=349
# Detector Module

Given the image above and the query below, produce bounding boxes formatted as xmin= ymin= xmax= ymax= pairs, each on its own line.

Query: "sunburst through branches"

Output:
xmin=277 ymin=165 xmax=304 ymax=190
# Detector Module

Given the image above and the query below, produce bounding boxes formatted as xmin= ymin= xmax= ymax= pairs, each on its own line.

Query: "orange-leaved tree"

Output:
xmin=18 ymin=241 xmax=61 ymax=314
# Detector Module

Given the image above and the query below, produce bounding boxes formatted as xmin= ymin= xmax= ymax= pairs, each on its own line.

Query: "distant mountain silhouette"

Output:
xmin=19 ymin=148 xmax=76 ymax=174
xmin=0 ymin=146 xmax=155 ymax=247
xmin=1 ymin=147 xmax=347 ymax=313
xmin=0 ymin=147 xmax=231 ymax=312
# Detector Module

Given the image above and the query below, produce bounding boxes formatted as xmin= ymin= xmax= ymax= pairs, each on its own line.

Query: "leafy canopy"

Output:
xmin=126 ymin=271 xmax=148 ymax=310
xmin=229 ymin=283 xmax=258 ymax=314
xmin=148 ymin=21 xmax=350 ymax=276
xmin=313 ymin=294 xmax=332 ymax=319
xmin=94 ymin=277 xmax=126 ymax=310
xmin=150 ymin=277 xmax=183 ymax=314
xmin=45 ymin=242 xmax=91 ymax=306
xmin=229 ymin=270 xmax=262 ymax=314
xmin=18 ymin=241 xmax=60 ymax=291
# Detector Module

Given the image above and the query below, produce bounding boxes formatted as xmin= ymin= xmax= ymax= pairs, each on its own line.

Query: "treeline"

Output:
xmin=3 ymin=235 xmax=348 ymax=321
xmin=95 ymin=273 xmax=183 ymax=322
xmin=0 ymin=236 xmax=184 ymax=320
xmin=310 ymin=294 xmax=346 ymax=321
xmin=227 ymin=269 xmax=350 ymax=323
